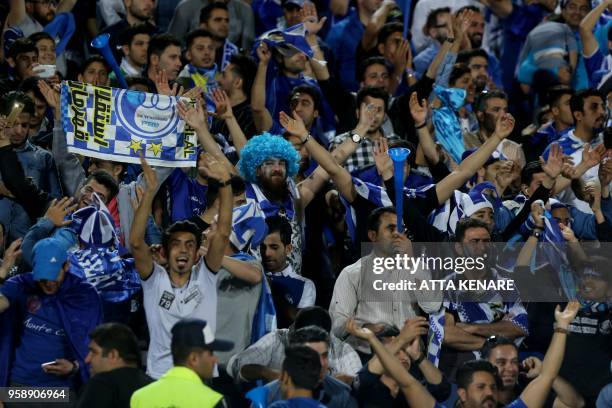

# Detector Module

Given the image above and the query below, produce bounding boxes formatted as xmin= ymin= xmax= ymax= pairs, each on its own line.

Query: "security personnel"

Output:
xmin=130 ymin=319 xmax=233 ymax=408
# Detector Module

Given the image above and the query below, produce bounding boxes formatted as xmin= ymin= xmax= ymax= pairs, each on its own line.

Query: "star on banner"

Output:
xmin=148 ymin=142 xmax=163 ymax=157
xmin=129 ymin=139 xmax=144 ymax=154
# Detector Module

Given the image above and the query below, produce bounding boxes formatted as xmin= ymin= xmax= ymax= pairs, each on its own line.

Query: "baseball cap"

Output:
xmin=32 ymin=238 xmax=69 ymax=281
xmin=171 ymin=319 xmax=234 ymax=352
xmin=281 ymin=0 xmax=304 ymax=8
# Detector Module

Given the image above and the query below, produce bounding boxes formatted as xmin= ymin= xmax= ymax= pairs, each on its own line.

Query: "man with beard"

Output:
xmin=480 ymin=336 xmax=584 ymax=407
xmin=199 ymin=2 xmax=239 ymax=71
xmin=456 ymin=6 xmax=502 ymax=88
xmin=129 ymin=156 xmax=233 ymax=379
xmin=543 ymin=89 xmax=607 ymax=185
xmin=5 ymin=0 xmax=74 ymax=37
xmin=464 ymin=90 xmax=525 ymax=167
xmin=456 ymin=49 xmax=494 ymax=93
xmin=330 ymin=207 xmax=440 ymax=357
xmin=413 ymin=7 xmax=452 ymax=79
xmin=455 ymin=304 xmax=582 ymax=408
xmin=110 ymin=24 xmax=152 ymax=83
xmin=437 ymin=218 xmax=528 ymax=381
xmin=145 ymin=34 xmax=183 ymax=83
xmin=102 ymin=0 xmax=157 ymax=62
xmin=528 ymin=86 xmax=575 ymax=158
xmin=211 ymin=53 xmax=258 ymax=140
xmin=330 ymin=87 xmax=400 ymax=174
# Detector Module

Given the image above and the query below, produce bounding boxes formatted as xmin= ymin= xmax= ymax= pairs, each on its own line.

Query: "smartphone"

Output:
xmin=41 ymin=361 xmax=57 ymax=367
xmin=33 ymin=64 xmax=56 ymax=79
xmin=5 ymin=102 xmax=24 ymax=127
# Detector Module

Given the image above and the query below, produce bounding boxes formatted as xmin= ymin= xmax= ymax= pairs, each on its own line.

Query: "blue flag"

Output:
xmin=60 ymin=81 xmax=198 ymax=167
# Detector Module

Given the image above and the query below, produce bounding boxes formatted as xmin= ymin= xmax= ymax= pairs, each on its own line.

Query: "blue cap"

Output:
xmin=32 ymin=238 xmax=69 ymax=281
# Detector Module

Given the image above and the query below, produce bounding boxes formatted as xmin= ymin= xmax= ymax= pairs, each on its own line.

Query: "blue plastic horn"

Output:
xmin=246 ymin=385 xmax=268 ymax=408
xmin=388 ymin=147 xmax=411 ymax=234
xmin=91 ymin=33 xmax=128 ymax=89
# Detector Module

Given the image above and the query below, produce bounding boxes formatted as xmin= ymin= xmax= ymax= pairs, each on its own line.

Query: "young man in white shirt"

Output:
xmin=129 ymin=156 xmax=233 ymax=379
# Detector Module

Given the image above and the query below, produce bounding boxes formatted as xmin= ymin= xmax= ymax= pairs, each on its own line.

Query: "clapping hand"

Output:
xmin=494 ymin=113 xmax=515 ymax=139
xmin=211 ymin=88 xmax=234 ymax=120
xmin=177 ymin=100 xmax=208 ymax=132
xmin=303 ymin=1 xmax=327 ymax=36
xmin=346 ymin=318 xmax=376 ymax=341
xmin=154 ymin=70 xmax=183 ymax=97
xmin=540 ymin=143 xmax=564 ymax=179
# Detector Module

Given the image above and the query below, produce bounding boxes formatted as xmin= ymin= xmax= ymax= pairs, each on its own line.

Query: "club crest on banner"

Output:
xmin=60 ymin=80 xmax=198 ymax=167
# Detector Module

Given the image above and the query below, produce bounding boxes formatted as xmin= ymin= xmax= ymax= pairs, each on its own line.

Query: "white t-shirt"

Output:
xmin=141 ymin=260 xmax=218 ymax=379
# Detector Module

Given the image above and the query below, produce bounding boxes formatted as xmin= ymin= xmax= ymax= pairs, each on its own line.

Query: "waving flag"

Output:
xmin=229 ymin=202 xmax=269 ymax=251
xmin=60 ymin=81 xmax=198 ymax=167
xmin=261 ymin=23 xmax=314 ymax=59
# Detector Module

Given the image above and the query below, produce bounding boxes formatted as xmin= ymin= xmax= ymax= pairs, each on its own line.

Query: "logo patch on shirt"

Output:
xmin=26 ymin=295 xmax=41 ymax=314
xmin=183 ymin=287 xmax=201 ymax=305
xmin=159 ymin=291 xmax=175 ymax=310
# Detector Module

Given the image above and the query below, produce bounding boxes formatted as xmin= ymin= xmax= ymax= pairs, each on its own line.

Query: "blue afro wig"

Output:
xmin=237 ymin=133 xmax=300 ymax=183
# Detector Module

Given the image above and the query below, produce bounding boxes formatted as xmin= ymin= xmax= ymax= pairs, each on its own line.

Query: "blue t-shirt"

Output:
xmin=165 ymin=168 xmax=208 ymax=223
xmin=0 ymin=284 xmax=73 ymax=387
xmin=269 ymin=397 xmax=327 ymax=408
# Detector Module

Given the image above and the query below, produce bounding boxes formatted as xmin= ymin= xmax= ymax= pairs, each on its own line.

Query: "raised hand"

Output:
xmin=494 ymin=113 xmax=515 ymax=139
xmin=139 ymin=156 xmax=159 ymax=194
xmin=373 ymin=137 xmax=392 ymax=177
xmin=279 ymin=111 xmax=308 ymax=138
xmin=356 ymin=102 xmax=377 ymax=135
xmin=45 ymin=197 xmax=77 ymax=227
xmin=392 ymin=233 xmax=413 ymax=255
xmin=345 ymin=318 xmax=376 ymax=341
xmin=177 ymin=100 xmax=208 ymax=131
xmin=495 ymin=160 xmax=516 ymax=190
xmin=150 ymin=244 xmax=168 ymax=267
xmin=398 ymin=317 xmax=429 ymax=344
xmin=582 ymin=144 xmax=606 ymax=169
xmin=181 ymin=86 xmax=203 ymax=102
xmin=405 ymin=337 xmax=422 ymax=360
xmin=256 ymin=41 xmax=272 ymax=65
xmin=540 ymin=143 xmax=564 ymax=179
xmin=598 ymin=155 xmax=612 ymax=186
xmin=154 ymin=70 xmax=182 ymax=97
xmin=37 ymin=80 xmax=60 ymax=110
xmin=211 ymin=88 xmax=234 ymax=120
xmin=559 ymin=223 xmax=577 ymax=242
xmin=554 ymin=300 xmax=579 ymax=329
xmin=530 ymin=201 xmax=545 ymax=228
xmin=390 ymin=39 xmax=411 ymax=73
xmin=200 ymin=156 xmax=231 ymax=183
xmin=303 ymin=1 xmax=327 ymax=36
xmin=2 ymin=238 xmax=23 ymax=272
xmin=521 ymin=356 xmax=543 ymax=379
xmin=452 ymin=9 xmax=474 ymax=42
xmin=409 ymin=92 xmax=427 ymax=126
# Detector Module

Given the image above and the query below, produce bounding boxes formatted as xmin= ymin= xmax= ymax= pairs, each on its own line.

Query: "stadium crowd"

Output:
xmin=0 ymin=0 xmax=611 ymax=406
